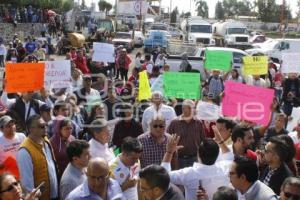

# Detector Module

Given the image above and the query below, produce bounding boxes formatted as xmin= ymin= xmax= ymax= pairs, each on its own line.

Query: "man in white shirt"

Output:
xmin=109 ymin=137 xmax=142 ymax=199
xmin=88 ymin=118 xmax=115 ymax=163
xmin=66 ymin=157 xmax=126 ymax=200
xmin=142 ymin=91 xmax=176 ymax=131
xmin=0 ymin=115 xmax=25 ymax=177
xmin=161 ymin=136 xmax=232 ymax=200
xmin=229 ymin=156 xmax=277 ymax=200
xmin=288 ymin=120 xmax=300 ymax=144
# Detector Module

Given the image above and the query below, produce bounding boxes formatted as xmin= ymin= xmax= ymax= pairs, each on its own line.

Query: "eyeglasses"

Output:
xmin=0 ymin=181 xmax=19 ymax=193
xmin=152 ymin=124 xmax=165 ymax=129
xmin=284 ymin=191 xmax=300 ymax=200
xmin=88 ymin=172 xmax=110 ymax=182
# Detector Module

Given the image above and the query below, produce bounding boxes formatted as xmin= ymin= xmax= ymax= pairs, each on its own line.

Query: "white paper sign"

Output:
xmin=151 ymin=75 xmax=163 ymax=93
xmin=44 ymin=60 xmax=71 ymax=89
xmin=281 ymin=53 xmax=300 ymax=73
xmin=196 ymin=101 xmax=221 ymax=121
xmin=118 ymin=0 xmax=148 ymax=15
xmin=92 ymin=42 xmax=115 ymax=63
xmin=287 ymin=107 xmax=300 ymax=132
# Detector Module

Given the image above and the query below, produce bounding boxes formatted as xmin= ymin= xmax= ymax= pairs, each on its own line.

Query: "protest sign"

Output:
xmin=138 ymin=71 xmax=152 ymax=101
xmin=222 ymin=81 xmax=274 ymax=126
xmin=151 ymin=75 xmax=164 ymax=94
xmin=5 ymin=63 xmax=44 ymax=93
xmin=242 ymin=56 xmax=268 ymax=75
xmin=163 ymin=72 xmax=201 ymax=99
xmin=92 ymin=42 xmax=115 ymax=62
xmin=196 ymin=101 xmax=221 ymax=120
xmin=204 ymin=50 xmax=232 ymax=71
xmin=281 ymin=53 xmax=300 ymax=73
xmin=44 ymin=60 xmax=71 ymax=89
xmin=287 ymin=107 xmax=300 ymax=132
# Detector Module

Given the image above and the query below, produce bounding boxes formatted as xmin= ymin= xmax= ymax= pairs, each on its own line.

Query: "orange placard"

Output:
xmin=5 ymin=63 xmax=45 ymax=93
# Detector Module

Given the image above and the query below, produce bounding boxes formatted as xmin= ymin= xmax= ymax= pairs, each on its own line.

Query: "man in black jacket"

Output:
xmin=260 ymin=136 xmax=293 ymax=195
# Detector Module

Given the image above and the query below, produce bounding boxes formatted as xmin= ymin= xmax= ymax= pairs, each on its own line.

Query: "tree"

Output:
xmin=105 ymin=2 xmax=112 ymax=14
xmin=98 ymin=0 xmax=112 ymax=14
xmin=62 ymin=0 xmax=74 ymax=11
xmin=257 ymin=0 xmax=291 ymax=22
xmin=98 ymin=0 xmax=107 ymax=12
xmin=215 ymin=1 xmax=225 ymax=19
xmin=195 ymin=0 xmax=209 ymax=18
xmin=170 ymin=7 xmax=178 ymax=25
xmin=81 ymin=0 xmax=86 ymax=9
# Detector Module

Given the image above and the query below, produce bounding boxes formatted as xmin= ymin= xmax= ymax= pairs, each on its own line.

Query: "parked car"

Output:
xmin=246 ymin=38 xmax=300 ymax=63
xmin=168 ymin=26 xmax=183 ymax=39
xmin=250 ymin=34 xmax=266 ymax=44
xmin=129 ymin=30 xmax=144 ymax=47
xmin=112 ymin=32 xmax=135 ymax=52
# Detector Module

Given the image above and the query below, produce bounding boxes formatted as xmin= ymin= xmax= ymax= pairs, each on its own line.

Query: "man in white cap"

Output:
xmin=0 ymin=115 xmax=26 ymax=177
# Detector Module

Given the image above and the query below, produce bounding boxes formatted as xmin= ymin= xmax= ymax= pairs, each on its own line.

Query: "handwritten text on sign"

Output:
xmin=222 ymin=81 xmax=274 ymax=126
xmin=44 ymin=60 xmax=71 ymax=89
xmin=92 ymin=42 xmax=115 ymax=63
xmin=242 ymin=56 xmax=268 ymax=75
xmin=5 ymin=63 xmax=45 ymax=93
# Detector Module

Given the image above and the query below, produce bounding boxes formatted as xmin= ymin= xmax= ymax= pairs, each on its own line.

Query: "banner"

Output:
xmin=92 ymin=42 xmax=115 ymax=63
xmin=163 ymin=72 xmax=201 ymax=100
xmin=44 ymin=60 xmax=71 ymax=89
xmin=5 ymin=63 xmax=44 ymax=93
xmin=138 ymin=71 xmax=152 ymax=101
xmin=118 ymin=0 xmax=148 ymax=15
xmin=222 ymin=81 xmax=274 ymax=126
xmin=287 ymin=107 xmax=300 ymax=132
xmin=204 ymin=50 xmax=232 ymax=71
xmin=242 ymin=56 xmax=268 ymax=75
xmin=196 ymin=101 xmax=221 ymax=120
xmin=281 ymin=53 xmax=300 ymax=73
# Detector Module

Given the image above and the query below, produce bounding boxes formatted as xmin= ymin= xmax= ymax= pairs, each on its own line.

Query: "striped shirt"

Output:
xmin=168 ymin=117 xmax=205 ymax=157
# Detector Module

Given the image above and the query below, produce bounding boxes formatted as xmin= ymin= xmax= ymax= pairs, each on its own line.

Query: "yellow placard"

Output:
xmin=138 ymin=71 xmax=152 ymax=101
xmin=243 ymin=56 xmax=268 ymax=76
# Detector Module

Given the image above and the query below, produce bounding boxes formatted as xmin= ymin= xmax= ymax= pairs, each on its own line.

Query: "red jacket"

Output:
xmin=75 ymin=56 xmax=90 ymax=74
xmin=116 ymin=54 xmax=131 ymax=70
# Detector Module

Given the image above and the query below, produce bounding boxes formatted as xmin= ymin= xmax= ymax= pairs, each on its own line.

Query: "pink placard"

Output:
xmin=222 ymin=81 xmax=274 ymax=126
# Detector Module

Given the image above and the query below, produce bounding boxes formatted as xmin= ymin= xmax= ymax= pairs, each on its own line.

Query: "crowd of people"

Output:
xmin=0 ymin=5 xmax=55 ymax=24
xmin=0 ymin=19 xmax=299 ymax=200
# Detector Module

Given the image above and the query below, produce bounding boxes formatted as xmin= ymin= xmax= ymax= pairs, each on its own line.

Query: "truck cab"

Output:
xmin=181 ymin=17 xmax=215 ymax=46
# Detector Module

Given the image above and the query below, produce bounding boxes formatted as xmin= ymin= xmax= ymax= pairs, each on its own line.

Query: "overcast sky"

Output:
xmin=85 ymin=0 xmax=298 ymax=18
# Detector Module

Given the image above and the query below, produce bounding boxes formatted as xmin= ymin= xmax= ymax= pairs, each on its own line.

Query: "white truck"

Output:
xmin=180 ymin=17 xmax=215 ymax=46
xmin=212 ymin=20 xmax=251 ymax=49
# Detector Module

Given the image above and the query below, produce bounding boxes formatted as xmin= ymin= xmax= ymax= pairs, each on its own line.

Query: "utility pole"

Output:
xmin=169 ymin=0 xmax=172 ymax=24
xmin=280 ymin=0 xmax=285 ymax=38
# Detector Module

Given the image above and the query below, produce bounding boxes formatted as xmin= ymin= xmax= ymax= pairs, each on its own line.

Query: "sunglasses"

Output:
xmin=284 ymin=192 xmax=300 ymax=200
xmin=0 ymin=181 xmax=19 ymax=193
xmin=152 ymin=124 xmax=165 ymax=129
